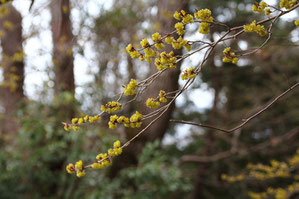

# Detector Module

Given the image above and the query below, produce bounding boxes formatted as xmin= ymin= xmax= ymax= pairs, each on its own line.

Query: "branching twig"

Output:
xmin=170 ymin=82 xmax=299 ymax=133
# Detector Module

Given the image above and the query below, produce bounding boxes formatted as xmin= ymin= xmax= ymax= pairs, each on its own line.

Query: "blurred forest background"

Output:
xmin=0 ymin=0 xmax=298 ymax=198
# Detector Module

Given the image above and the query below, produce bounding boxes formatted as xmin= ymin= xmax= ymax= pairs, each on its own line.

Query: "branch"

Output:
xmin=170 ymin=82 xmax=299 ymax=133
xmin=181 ymin=127 xmax=299 ymax=163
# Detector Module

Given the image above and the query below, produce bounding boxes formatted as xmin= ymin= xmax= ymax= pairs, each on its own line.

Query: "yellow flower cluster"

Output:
xmin=108 ymin=115 xmax=118 ymax=129
xmin=108 ymin=140 xmax=122 ymax=157
xmin=155 ymin=51 xmax=177 ymax=70
xmin=175 ymin=22 xmax=185 ymax=35
xmin=173 ymin=10 xmax=194 ymax=24
xmin=181 ymin=67 xmax=196 ymax=80
xmin=66 ymin=163 xmax=75 ymax=174
xmin=66 ymin=141 xmax=123 ymax=177
xmin=152 ymin=32 xmax=165 ymax=50
xmin=194 ymin=9 xmax=213 ymax=21
xmin=138 ymin=38 xmax=158 ymax=62
xmin=252 ymin=2 xmax=268 ymax=13
xmin=75 ymin=160 xmax=86 ymax=177
xmin=295 ymin=20 xmax=299 ymax=26
xmin=223 ymin=149 xmax=299 ymax=199
xmin=63 ymin=115 xmax=101 ymax=131
xmin=280 ymin=0 xmax=297 ymax=9
xmin=222 ymin=47 xmax=238 ymax=64
xmin=244 ymin=20 xmax=267 ymax=36
xmin=108 ymin=111 xmax=143 ymax=129
xmin=248 ymin=185 xmax=299 ymax=199
xmin=194 ymin=9 xmax=214 ymax=34
xmin=221 ymin=174 xmax=244 ymax=183
xmin=129 ymin=111 xmax=143 ymax=128
xmin=143 ymin=47 xmax=157 ymax=62
xmin=264 ymin=8 xmax=271 ymax=16
xmin=140 ymin=38 xmax=150 ymax=48
xmin=92 ymin=153 xmax=111 ymax=169
xmin=146 ymin=98 xmax=160 ymax=108
xmin=66 ymin=160 xmax=86 ymax=178
xmin=124 ymin=79 xmax=138 ymax=96
xmin=171 ymin=36 xmax=191 ymax=51
xmin=126 ymin=44 xmax=139 ymax=59
xmin=159 ymin=90 xmax=167 ymax=103
xmin=247 ymin=160 xmax=290 ymax=180
xmin=101 ymin=101 xmax=122 ymax=114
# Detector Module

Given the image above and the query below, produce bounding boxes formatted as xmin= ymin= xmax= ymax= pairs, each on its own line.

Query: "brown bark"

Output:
xmin=50 ymin=0 xmax=75 ymax=95
xmin=108 ymin=0 xmax=189 ymax=177
xmin=0 ymin=4 xmax=24 ymax=142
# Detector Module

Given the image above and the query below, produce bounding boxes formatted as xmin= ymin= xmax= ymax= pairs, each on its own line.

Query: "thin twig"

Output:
xmin=170 ymin=82 xmax=299 ymax=133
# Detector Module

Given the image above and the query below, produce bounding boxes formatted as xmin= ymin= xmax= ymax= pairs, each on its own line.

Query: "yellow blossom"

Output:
xmin=146 ymin=98 xmax=160 ymax=108
xmin=140 ymin=39 xmax=150 ymax=48
xmin=66 ymin=163 xmax=75 ymax=174
xmin=152 ymin=32 xmax=162 ymax=42
xmin=181 ymin=67 xmax=196 ymax=80
xmin=101 ymin=101 xmax=122 ymax=114
xmin=130 ymin=111 xmax=142 ymax=128
xmin=92 ymin=163 xmax=104 ymax=169
xmin=76 ymin=170 xmax=86 ymax=178
xmin=175 ymin=22 xmax=185 ymax=35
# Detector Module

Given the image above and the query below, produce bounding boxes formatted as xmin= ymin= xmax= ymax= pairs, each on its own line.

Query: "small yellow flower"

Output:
xmin=295 ymin=20 xmax=299 ymax=26
xmin=165 ymin=36 xmax=174 ymax=44
xmin=199 ymin=22 xmax=210 ymax=34
xmin=222 ymin=47 xmax=238 ymax=64
xmin=108 ymin=115 xmax=118 ymax=129
xmin=173 ymin=11 xmax=181 ymax=20
xmin=130 ymin=111 xmax=143 ymax=128
xmin=113 ymin=140 xmax=121 ymax=148
xmin=66 ymin=163 xmax=75 ymax=174
xmin=78 ymin=118 xmax=84 ymax=125
xmin=174 ymin=22 xmax=185 ymax=35
xmin=265 ymin=8 xmax=271 ymax=16
xmin=84 ymin=115 xmax=89 ymax=122
xmin=124 ymin=79 xmax=138 ymax=96
xmin=146 ymin=98 xmax=160 ymax=108
xmin=92 ymin=163 xmax=104 ymax=169
xmin=140 ymin=39 xmax=150 ymax=48
xmin=72 ymin=118 xmax=78 ymax=124
xmin=96 ymin=153 xmax=107 ymax=160
xmin=76 ymin=170 xmax=86 ymax=178
xmin=152 ymin=32 xmax=162 ymax=42
xmin=75 ymin=160 xmax=83 ymax=170
xmin=194 ymin=9 xmax=213 ymax=21
xmin=63 ymin=123 xmax=71 ymax=131
xmin=181 ymin=67 xmax=196 ymax=80
xmin=72 ymin=125 xmax=79 ymax=131
xmin=182 ymin=14 xmax=194 ymax=24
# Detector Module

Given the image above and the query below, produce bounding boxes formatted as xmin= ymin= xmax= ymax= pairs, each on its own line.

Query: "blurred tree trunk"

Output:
xmin=108 ymin=0 xmax=189 ymax=177
xmin=0 ymin=4 xmax=24 ymax=143
xmin=50 ymin=0 xmax=75 ymax=119
xmin=50 ymin=0 xmax=74 ymax=96
xmin=48 ymin=0 xmax=75 ymax=196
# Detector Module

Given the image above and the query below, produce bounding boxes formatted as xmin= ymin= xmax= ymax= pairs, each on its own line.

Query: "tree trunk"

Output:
xmin=50 ymin=0 xmax=75 ymax=95
xmin=108 ymin=0 xmax=189 ymax=177
xmin=0 ymin=4 xmax=24 ymax=143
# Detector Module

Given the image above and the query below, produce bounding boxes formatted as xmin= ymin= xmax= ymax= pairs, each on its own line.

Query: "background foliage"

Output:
xmin=0 ymin=0 xmax=298 ymax=198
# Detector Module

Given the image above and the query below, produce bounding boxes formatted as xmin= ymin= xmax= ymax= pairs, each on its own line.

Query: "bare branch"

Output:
xmin=170 ymin=82 xmax=299 ymax=133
